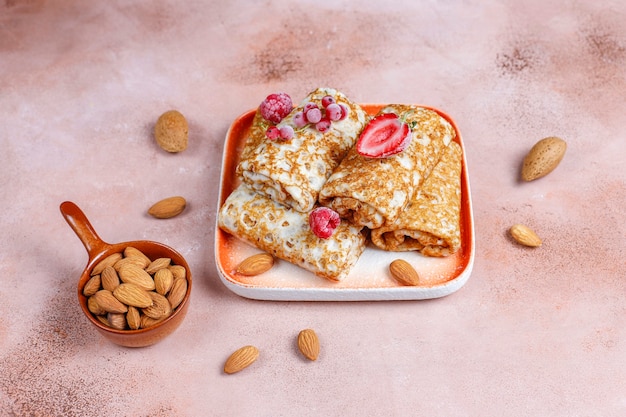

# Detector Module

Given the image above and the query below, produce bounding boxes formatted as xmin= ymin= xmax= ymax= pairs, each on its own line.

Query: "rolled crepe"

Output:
xmin=237 ymin=87 xmax=369 ymax=213
xmin=370 ymin=141 xmax=463 ymax=256
xmin=319 ymin=105 xmax=456 ymax=229
xmin=238 ymin=108 xmax=268 ymax=166
xmin=218 ymin=183 xmax=366 ymax=281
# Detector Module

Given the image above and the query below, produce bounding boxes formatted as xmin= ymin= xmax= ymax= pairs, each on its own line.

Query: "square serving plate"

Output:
xmin=214 ymin=104 xmax=474 ymax=301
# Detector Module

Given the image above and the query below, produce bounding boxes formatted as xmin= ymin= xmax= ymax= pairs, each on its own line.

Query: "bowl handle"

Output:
xmin=60 ymin=201 xmax=109 ymax=259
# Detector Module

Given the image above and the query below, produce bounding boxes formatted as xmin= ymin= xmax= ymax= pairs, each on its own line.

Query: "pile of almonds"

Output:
xmin=83 ymin=247 xmax=188 ymax=330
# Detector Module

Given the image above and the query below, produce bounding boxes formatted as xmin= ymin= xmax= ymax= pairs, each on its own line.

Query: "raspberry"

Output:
xmin=265 ymin=126 xmax=281 ymax=140
xmin=315 ymin=117 xmax=331 ymax=132
xmin=260 ymin=93 xmax=293 ymax=123
xmin=309 ymin=207 xmax=340 ymax=239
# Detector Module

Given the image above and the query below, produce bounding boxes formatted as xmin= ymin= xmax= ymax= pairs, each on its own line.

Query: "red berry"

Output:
xmin=356 ymin=113 xmax=412 ymax=158
xmin=260 ymin=93 xmax=293 ymax=123
xmin=279 ymin=125 xmax=295 ymax=140
xmin=303 ymin=102 xmax=318 ymax=113
xmin=305 ymin=107 xmax=322 ymax=124
xmin=315 ymin=117 xmax=331 ymax=132
xmin=266 ymin=126 xmax=281 ymax=140
xmin=309 ymin=207 xmax=340 ymax=239
xmin=293 ymin=111 xmax=307 ymax=128
xmin=338 ymin=104 xmax=349 ymax=120
xmin=326 ymin=103 xmax=342 ymax=121
xmin=321 ymin=95 xmax=335 ymax=108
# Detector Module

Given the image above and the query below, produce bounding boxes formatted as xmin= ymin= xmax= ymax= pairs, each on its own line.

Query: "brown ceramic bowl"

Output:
xmin=60 ymin=201 xmax=192 ymax=348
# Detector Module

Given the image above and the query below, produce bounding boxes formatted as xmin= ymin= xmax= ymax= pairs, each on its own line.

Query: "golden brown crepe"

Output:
xmin=319 ymin=105 xmax=456 ymax=229
xmin=370 ymin=141 xmax=463 ymax=256
xmin=238 ymin=108 xmax=268 ymax=166
xmin=237 ymin=87 xmax=369 ymax=213
xmin=218 ymin=183 xmax=366 ymax=281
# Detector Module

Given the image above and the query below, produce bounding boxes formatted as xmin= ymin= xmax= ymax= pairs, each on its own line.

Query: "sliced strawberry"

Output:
xmin=356 ymin=113 xmax=411 ymax=158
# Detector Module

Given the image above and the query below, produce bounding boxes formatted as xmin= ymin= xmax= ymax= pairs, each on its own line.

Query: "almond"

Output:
xmin=224 ymin=345 xmax=259 ymax=374
xmin=521 ymin=136 xmax=567 ymax=181
xmin=389 ymin=259 xmax=420 ymax=286
xmin=83 ymin=274 xmax=101 ymax=297
xmin=93 ymin=290 xmax=128 ymax=314
xmin=140 ymin=314 xmax=166 ymax=329
xmin=126 ymin=306 xmax=141 ymax=330
xmin=168 ymin=264 xmax=187 ymax=281
xmin=145 ymin=257 xmax=172 ymax=274
xmin=95 ymin=315 xmax=110 ymax=327
xmin=148 ymin=196 xmax=186 ymax=219
xmin=167 ymin=278 xmax=187 ymax=309
xmin=107 ymin=313 xmax=127 ymax=330
xmin=113 ymin=255 xmax=150 ymax=271
xmin=113 ymin=283 xmax=153 ymax=308
xmin=123 ymin=247 xmax=152 ymax=265
xmin=91 ymin=253 xmax=123 ymax=276
xmin=154 ymin=110 xmax=188 ymax=153
xmin=510 ymin=224 xmax=542 ymax=247
xmin=142 ymin=291 xmax=172 ymax=320
xmin=297 ymin=329 xmax=320 ymax=361
xmin=87 ymin=296 xmax=106 ymax=315
xmin=235 ymin=253 xmax=274 ymax=276
xmin=118 ymin=264 xmax=156 ymax=291
xmin=154 ymin=268 xmax=174 ymax=295
xmin=101 ymin=266 xmax=120 ymax=292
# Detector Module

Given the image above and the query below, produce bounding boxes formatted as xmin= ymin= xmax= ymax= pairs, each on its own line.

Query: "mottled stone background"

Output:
xmin=1 ymin=0 xmax=625 ymax=415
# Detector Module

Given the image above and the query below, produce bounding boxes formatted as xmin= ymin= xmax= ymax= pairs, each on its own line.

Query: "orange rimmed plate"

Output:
xmin=215 ymin=104 xmax=474 ymax=301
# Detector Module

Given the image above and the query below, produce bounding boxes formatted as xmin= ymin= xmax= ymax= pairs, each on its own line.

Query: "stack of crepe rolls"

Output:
xmin=219 ymin=88 xmax=369 ymax=281
xmin=237 ymin=87 xmax=370 ymax=213
xmin=318 ymin=105 xmax=456 ymax=229
xmin=370 ymin=141 xmax=463 ymax=256
xmin=219 ymin=96 xmax=464 ymax=283
xmin=218 ymin=183 xmax=366 ymax=281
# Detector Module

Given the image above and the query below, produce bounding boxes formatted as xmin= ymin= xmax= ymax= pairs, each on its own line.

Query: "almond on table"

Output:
xmin=154 ymin=110 xmax=188 ymax=153
xmin=224 ymin=345 xmax=260 ymax=374
xmin=297 ymin=329 xmax=320 ymax=361
xmin=148 ymin=196 xmax=187 ymax=219
xmin=521 ymin=136 xmax=567 ymax=181
xmin=509 ymin=224 xmax=542 ymax=247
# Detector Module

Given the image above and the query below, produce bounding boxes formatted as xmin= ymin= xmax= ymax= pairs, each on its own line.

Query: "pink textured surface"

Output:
xmin=1 ymin=1 xmax=625 ymax=415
